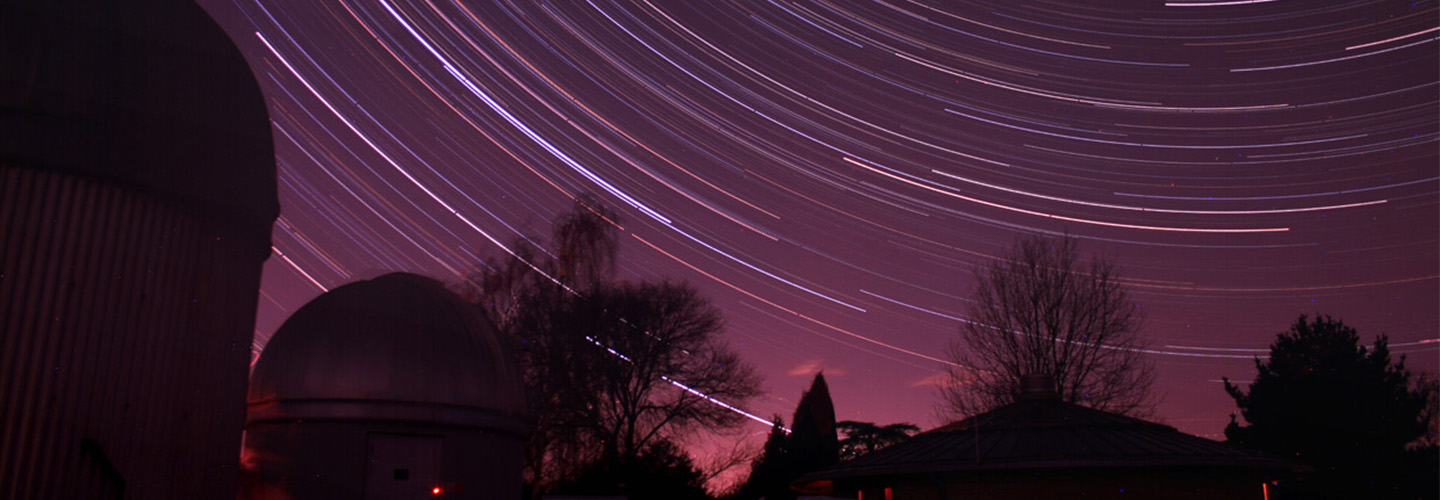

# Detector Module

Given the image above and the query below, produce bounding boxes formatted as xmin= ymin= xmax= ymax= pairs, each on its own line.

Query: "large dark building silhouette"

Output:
xmin=1 ymin=1 xmax=277 ymax=498
xmin=241 ymin=273 xmax=526 ymax=500
xmin=798 ymin=375 xmax=1299 ymax=500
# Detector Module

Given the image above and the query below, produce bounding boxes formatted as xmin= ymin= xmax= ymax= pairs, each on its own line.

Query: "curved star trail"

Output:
xmin=200 ymin=0 xmax=1438 ymax=440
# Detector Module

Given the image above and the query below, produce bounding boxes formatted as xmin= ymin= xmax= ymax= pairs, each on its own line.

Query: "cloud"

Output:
xmin=787 ymin=359 xmax=845 ymax=377
xmin=909 ymin=371 xmax=962 ymax=388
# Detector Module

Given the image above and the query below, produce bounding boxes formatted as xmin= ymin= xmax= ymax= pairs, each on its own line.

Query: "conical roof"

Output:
xmin=803 ymin=392 xmax=1295 ymax=481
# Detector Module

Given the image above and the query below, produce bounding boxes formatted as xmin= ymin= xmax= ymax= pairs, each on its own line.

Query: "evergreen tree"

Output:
xmin=836 ymin=421 xmax=919 ymax=461
xmin=735 ymin=416 xmax=790 ymax=500
xmin=735 ymin=373 xmax=839 ymax=499
xmin=555 ymin=439 xmax=710 ymax=500
xmin=787 ymin=373 xmax=839 ymax=475
xmin=1224 ymin=314 xmax=1433 ymax=499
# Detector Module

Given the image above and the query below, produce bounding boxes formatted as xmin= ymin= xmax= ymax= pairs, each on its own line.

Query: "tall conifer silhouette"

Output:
xmin=736 ymin=373 xmax=840 ymax=499
xmin=787 ymin=373 xmax=839 ymax=474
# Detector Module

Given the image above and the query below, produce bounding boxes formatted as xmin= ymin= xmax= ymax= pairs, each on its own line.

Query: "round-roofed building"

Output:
xmin=242 ymin=273 xmax=525 ymax=500
xmin=2 ymin=1 xmax=276 ymax=498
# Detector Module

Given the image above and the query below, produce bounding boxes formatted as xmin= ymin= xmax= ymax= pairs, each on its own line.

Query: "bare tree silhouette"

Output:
xmin=943 ymin=234 xmax=1153 ymax=418
xmin=457 ymin=194 xmax=760 ymax=498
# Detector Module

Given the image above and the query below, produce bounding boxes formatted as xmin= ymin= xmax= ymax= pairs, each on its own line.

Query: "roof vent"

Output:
xmin=1019 ymin=373 xmax=1059 ymax=401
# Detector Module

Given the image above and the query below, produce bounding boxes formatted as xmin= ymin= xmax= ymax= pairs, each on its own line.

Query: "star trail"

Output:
xmin=199 ymin=0 xmax=1438 ymax=439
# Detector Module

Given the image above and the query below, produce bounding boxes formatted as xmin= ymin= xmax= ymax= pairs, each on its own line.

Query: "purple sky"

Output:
xmin=200 ymin=0 xmax=1438 ymax=442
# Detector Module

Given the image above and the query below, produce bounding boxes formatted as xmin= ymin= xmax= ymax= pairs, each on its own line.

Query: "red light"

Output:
xmin=432 ymin=486 xmax=443 ymax=496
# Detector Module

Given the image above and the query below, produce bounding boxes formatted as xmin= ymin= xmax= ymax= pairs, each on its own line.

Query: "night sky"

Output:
xmin=198 ymin=0 xmax=1438 ymax=441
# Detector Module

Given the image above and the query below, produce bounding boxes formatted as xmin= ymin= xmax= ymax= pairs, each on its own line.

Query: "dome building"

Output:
xmin=242 ymin=273 xmax=526 ymax=500
xmin=1 ymin=1 xmax=276 ymax=498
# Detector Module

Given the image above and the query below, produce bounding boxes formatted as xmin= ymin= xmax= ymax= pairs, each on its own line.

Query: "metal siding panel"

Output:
xmin=1 ymin=168 xmax=267 ymax=499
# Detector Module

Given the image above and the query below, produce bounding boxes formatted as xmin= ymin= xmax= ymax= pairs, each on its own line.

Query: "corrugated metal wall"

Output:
xmin=1 ymin=166 xmax=266 ymax=499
